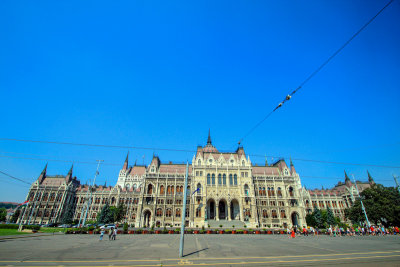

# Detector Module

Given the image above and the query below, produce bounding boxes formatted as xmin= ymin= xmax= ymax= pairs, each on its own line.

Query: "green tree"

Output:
xmin=97 ymin=203 xmax=114 ymax=224
xmin=345 ymin=184 xmax=400 ymax=227
xmin=60 ymin=205 xmax=74 ymax=224
xmin=305 ymin=213 xmax=316 ymax=227
xmin=11 ymin=208 xmax=21 ymax=223
xmin=313 ymin=206 xmax=324 ymax=228
xmin=326 ymin=207 xmax=335 ymax=226
xmin=113 ymin=202 xmax=126 ymax=223
xmin=0 ymin=208 xmax=7 ymax=222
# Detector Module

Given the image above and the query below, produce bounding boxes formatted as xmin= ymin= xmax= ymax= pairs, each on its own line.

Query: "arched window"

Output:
xmin=133 ymin=184 xmax=137 ymax=191
xmin=234 ymin=174 xmax=238 ymax=185
xmin=160 ymin=185 xmax=165 ymax=195
xmin=166 ymin=209 xmax=172 ymax=217
xmin=289 ymin=187 xmax=294 ymax=197
xmin=244 ymin=184 xmax=249 ymax=196
xmin=262 ymin=187 xmax=266 ymax=196
xmin=277 ymin=187 xmax=282 ymax=197
xmin=223 ymin=174 xmax=226 ymax=185
xmin=185 ymin=208 xmax=189 ymax=217
xmin=242 ymin=160 xmax=245 ymax=166
xmin=156 ymin=208 xmax=163 ymax=217
xmin=271 ymin=187 xmax=275 ymax=196
xmin=50 ymin=193 xmax=55 ymax=201
xmin=280 ymin=210 xmax=286 ymax=218
xmin=229 ymin=174 xmax=233 ymax=185
xmin=267 ymin=187 xmax=271 ymax=197
xmin=147 ymin=184 xmax=153 ymax=194
xmin=258 ymin=187 xmax=262 ymax=195
xmin=198 ymin=159 xmax=201 ymax=165
xmin=171 ymin=186 xmax=174 ymax=195
xmin=196 ymin=207 xmax=201 ymax=217
xmin=244 ymin=209 xmax=251 ymax=218
xmin=175 ymin=208 xmax=181 ymax=218
xmin=212 ymin=174 xmax=215 ymax=185
xmin=262 ymin=210 xmax=268 ymax=218
xmin=207 ymin=174 xmax=211 ymax=185
xmin=218 ymin=174 xmax=222 ymax=185
xmin=44 ymin=210 xmax=50 ymax=217
xmin=180 ymin=186 xmax=184 ymax=194
xmin=196 ymin=183 xmax=201 ymax=194
xmin=272 ymin=210 xmax=278 ymax=218
xmin=42 ymin=193 xmax=48 ymax=201
xmin=126 ymin=184 xmax=130 ymax=190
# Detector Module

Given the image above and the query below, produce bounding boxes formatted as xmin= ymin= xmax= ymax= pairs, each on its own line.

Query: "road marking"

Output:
xmin=1 ymin=250 xmax=400 ymax=263
xmin=7 ymin=254 xmax=400 ymax=267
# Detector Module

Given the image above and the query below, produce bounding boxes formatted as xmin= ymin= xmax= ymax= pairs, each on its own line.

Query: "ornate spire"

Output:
xmin=344 ymin=170 xmax=351 ymax=184
xmin=41 ymin=163 xmax=48 ymax=175
xmin=207 ymin=129 xmax=212 ymax=145
xmin=367 ymin=170 xmax=375 ymax=184
xmin=66 ymin=164 xmax=73 ymax=182
xmin=123 ymin=152 xmax=129 ymax=170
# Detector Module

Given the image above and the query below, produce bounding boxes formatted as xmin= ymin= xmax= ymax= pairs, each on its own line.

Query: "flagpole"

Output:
xmin=179 ymin=162 xmax=189 ymax=257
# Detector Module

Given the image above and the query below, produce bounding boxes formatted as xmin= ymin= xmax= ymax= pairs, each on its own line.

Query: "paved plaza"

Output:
xmin=0 ymin=234 xmax=400 ymax=266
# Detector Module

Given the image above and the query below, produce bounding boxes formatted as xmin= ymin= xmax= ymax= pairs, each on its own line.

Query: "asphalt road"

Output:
xmin=0 ymin=234 xmax=399 ymax=266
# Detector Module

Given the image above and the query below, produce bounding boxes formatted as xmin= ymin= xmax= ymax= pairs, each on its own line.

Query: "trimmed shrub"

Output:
xmin=0 ymin=224 xmax=19 ymax=229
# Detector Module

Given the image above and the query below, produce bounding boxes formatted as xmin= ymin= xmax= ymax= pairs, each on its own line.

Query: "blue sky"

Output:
xmin=0 ymin=0 xmax=399 ymax=202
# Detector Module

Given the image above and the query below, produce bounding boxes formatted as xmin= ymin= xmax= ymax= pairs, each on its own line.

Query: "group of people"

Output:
xmin=99 ymin=226 xmax=117 ymax=241
xmin=288 ymin=225 xmax=400 ymax=238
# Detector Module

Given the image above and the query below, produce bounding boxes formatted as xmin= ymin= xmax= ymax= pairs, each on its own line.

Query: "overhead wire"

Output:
xmin=236 ymin=0 xmax=395 ymax=145
xmin=0 ymin=170 xmax=32 ymax=185
xmin=1 ymin=139 xmax=400 ymax=169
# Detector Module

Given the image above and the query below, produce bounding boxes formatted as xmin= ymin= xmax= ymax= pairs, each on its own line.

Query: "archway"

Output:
xmin=230 ymin=199 xmax=240 ymax=220
xmin=218 ymin=199 xmax=227 ymax=220
xmin=291 ymin=212 xmax=300 ymax=227
xmin=143 ymin=210 xmax=151 ymax=228
xmin=207 ymin=199 xmax=215 ymax=220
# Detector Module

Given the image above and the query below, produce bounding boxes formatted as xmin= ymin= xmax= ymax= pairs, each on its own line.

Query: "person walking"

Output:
xmin=99 ymin=226 xmax=105 ymax=241
xmin=291 ymin=227 xmax=296 ymax=238
xmin=109 ymin=227 xmax=114 ymax=241
xmin=112 ymin=227 xmax=117 ymax=240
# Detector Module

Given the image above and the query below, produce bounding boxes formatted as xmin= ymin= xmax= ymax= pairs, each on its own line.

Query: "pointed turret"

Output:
xmin=207 ymin=129 xmax=212 ymax=145
xmin=344 ymin=170 xmax=351 ymax=186
xmin=38 ymin=163 xmax=48 ymax=184
xmin=123 ymin=152 xmax=129 ymax=170
xmin=66 ymin=164 xmax=73 ymax=183
xmin=265 ymin=155 xmax=268 ymax=166
xmin=367 ymin=170 xmax=375 ymax=185
xmin=290 ymin=158 xmax=296 ymax=174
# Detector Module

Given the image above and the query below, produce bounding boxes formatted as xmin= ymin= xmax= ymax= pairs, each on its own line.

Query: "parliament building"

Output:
xmin=18 ymin=133 xmax=374 ymax=229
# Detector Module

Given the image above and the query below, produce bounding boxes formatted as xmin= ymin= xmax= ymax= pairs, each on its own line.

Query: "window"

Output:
xmin=262 ymin=210 xmax=268 ymax=218
xmin=289 ymin=187 xmax=294 ymax=197
xmin=244 ymin=184 xmax=249 ymax=196
xmin=244 ymin=209 xmax=251 ymax=218
xmin=271 ymin=187 xmax=275 ymax=196
xmin=234 ymin=174 xmax=238 ymax=185
xmin=156 ymin=208 xmax=163 ymax=217
xmin=223 ymin=174 xmax=226 ymax=185
xmin=147 ymin=184 xmax=153 ymax=194
xmin=175 ymin=208 xmax=181 ymax=218
xmin=166 ymin=209 xmax=172 ymax=217
xmin=268 ymin=187 xmax=271 ymax=197
xmin=277 ymin=187 xmax=282 ymax=197
xmin=212 ymin=174 xmax=215 ymax=185
xmin=196 ymin=183 xmax=201 ymax=194
xmin=218 ymin=174 xmax=222 ymax=185
xmin=229 ymin=174 xmax=233 ymax=185
xmin=207 ymin=174 xmax=211 ymax=185
xmin=198 ymin=159 xmax=201 ymax=165
xmin=280 ymin=210 xmax=286 ymax=218
xmin=185 ymin=208 xmax=189 ymax=217
xmin=272 ymin=210 xmax=278 ymax=218
xmin=196 ymin=208 xmax=201 ymax=217
xmin=160 ymin=185 xmax=165 ymax=195
xmin=242 ymin=160 xmax=245 ymax=166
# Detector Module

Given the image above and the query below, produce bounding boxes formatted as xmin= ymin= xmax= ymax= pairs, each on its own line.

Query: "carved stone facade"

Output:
xmin=19 ymin=133 xmax=374 ymax=228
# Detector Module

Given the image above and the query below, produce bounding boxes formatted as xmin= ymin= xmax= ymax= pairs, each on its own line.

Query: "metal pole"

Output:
xmin=352 ymin=174 xmax=370 ymax=227
xmin=82 ymin=160 xmax=103 ymax=227
xmin=179 ymin=162 xmax=189 ymax=258
xmin=18 ymin=205 xmax=28 ymax=232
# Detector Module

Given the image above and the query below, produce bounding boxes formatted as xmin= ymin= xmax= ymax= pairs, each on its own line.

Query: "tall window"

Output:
xmin=280 ymin=210 xmax=286 ymax=218
xmin=197 ymin=183 xmax=201 ymax=194
xmin=262 ymin=210 xmax=268 ymax=218
xmin=218 ymin=174 xmax=222 ymax=185
xmin=277 ymin=187 xmax=282 ymax=197
xmin=147 ymin=184 xmax=153 ymax=194
xmin=175 ymin=208 xmax=181 ymax=218
xmin=166 ymin=209 xmax=172 ymax=217
xmin=229 ymin=174 xmax=233 ymax=185
xmin=223 ymin=174 xmax=226 ymax=185
xmin=271 ymin=187 xmax=275 ymax=196
xmin=207 ymin=174 xmax=210 ymax=185
xmin=289 ymin=187 xmax=294 ymax=197
xmin=160 ymin=185 xmax=165 ymax=195
xmin=244 ymin=184 xmax=249 ymax=196
xmin=234 ymin=174 xmax=238 ymax=185
xmin=212 ymin=174 xmax=215 ymax=185
xmin=272 ymin=210 xmax=278 ymax=218
xmin=156 ymin=208 xmax=163 ymax=217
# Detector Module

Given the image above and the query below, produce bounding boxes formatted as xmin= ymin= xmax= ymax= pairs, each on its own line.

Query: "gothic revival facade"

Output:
xmin=18 ymin=133 xmax=374 ymax=228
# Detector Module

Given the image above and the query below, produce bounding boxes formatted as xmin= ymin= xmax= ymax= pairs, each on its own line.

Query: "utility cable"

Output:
xmin=0 ymin=170 xmax=31 ymax=185
xmin=237 ymin=0 xmax=394 ymax=145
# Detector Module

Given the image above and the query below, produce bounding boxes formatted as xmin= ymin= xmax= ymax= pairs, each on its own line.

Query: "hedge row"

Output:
xmin=0 ymin=224 xmax=19 ymax=229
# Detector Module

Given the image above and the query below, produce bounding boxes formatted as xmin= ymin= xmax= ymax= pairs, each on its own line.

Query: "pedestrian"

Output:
xmin=291 ymin=227 xmax=296 ymax=238
xmin=112 ymin=227 xmax=117 ymax=240
xmin=109 ymin=227 xmax=114 ymax=240
xmin=99 ymin=226 xmax=105 ymax=241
